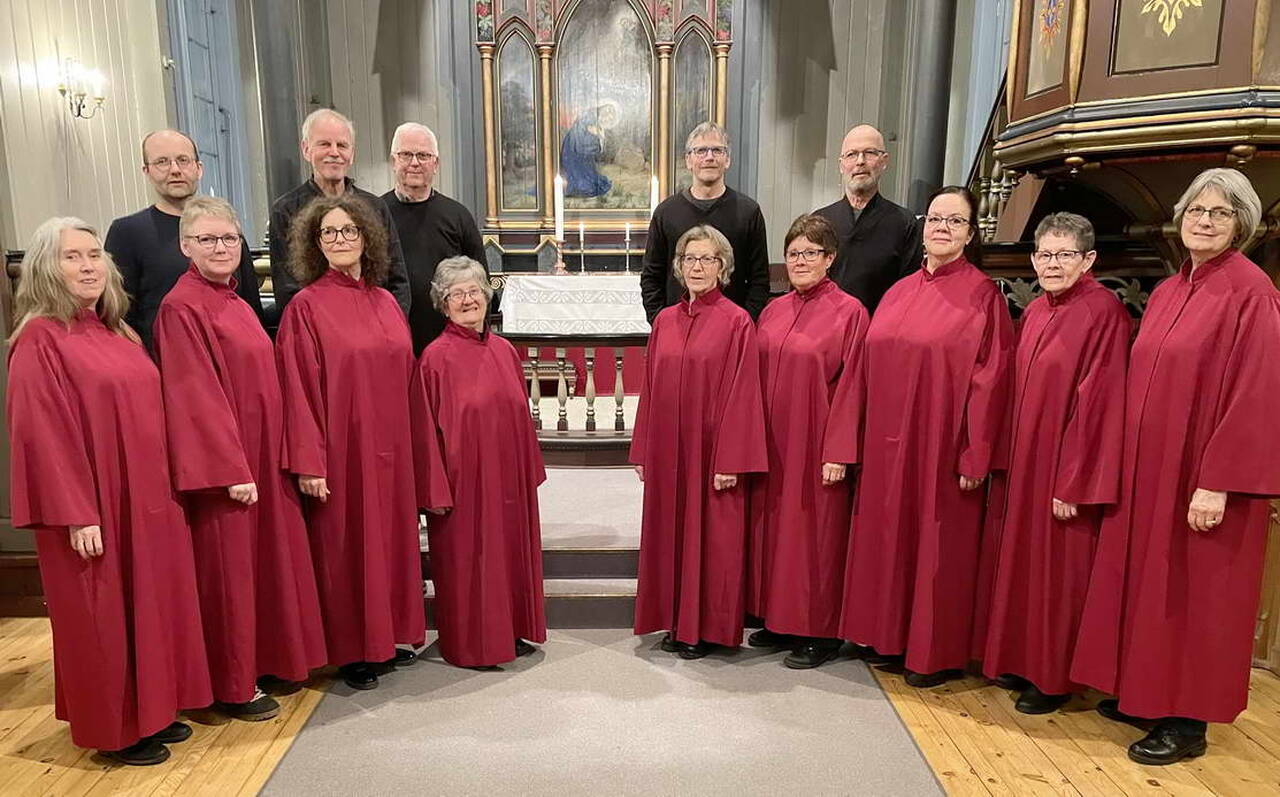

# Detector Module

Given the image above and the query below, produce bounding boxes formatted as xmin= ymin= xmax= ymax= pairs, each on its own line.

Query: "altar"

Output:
xmin=499 ymin=273 xmax=650 ymax=335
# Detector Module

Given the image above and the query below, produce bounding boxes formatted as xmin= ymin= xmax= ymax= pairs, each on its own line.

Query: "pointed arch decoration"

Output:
xmin=497 ymin=29 xmax=540 ymax=212
xmin=670 ymin=26 xmax=713 ymax=194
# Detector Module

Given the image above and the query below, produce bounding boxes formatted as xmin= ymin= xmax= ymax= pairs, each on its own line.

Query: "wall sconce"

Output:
xmin=57 ymin=58 xmax=106 ymax=119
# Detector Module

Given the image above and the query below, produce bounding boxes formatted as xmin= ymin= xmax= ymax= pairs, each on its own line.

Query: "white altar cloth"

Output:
xmin=500 ymin=274 xmax=651 ymax=335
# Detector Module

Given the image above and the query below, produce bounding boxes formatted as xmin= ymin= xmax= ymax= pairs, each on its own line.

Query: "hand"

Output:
xmin=298 ymin=475 xmax=330 ymax=502
xmin=228 ymin=482 xmax=258 ymax=505
xmin=959 ymin=474 xmax=986 ymax=492
xmin=713 ymin=473 xmax=738 ymax=491
xmin=634 ymin=465 xmax=645 ymax=482
xmin=1188 ymin=488 xmax=1227 ymax=532
xmin=426 ymin=507 xmax=449 ymax=516
xmin=1052 ymin=498 xmax=1078 ymax=520
xmin=69 ymin=525 xmax=103 ymax=560
xmin=822 ymin=463 xmax=847 ymax=486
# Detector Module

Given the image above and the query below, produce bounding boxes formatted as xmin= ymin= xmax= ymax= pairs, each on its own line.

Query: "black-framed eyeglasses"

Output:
xmin=840 ymin=148 xmax=887 ymax=162
xmin=319 ymin=224 xmax=362 ymax=243
xmin=687 ymin=146 xmax=728 ymax=158
xmin=1184 ymin=205 xmax=1237 ymax=224
xmin=183 ymin=233 xmax=242 ymax=250
xmin=1032 ymin=249 xmax=1085 ymax=265
xmin=394 ymin=151 xmax=438 ymax=164
xmin=680 ymin=254 xmax=723 ymax=268
xmin=924 ymin=215 xmax=972 ymax=230
xmin=148 ymin=155 xmax=197 ymax=169
xmin=785 ymin=248 xmax=827 ymax=263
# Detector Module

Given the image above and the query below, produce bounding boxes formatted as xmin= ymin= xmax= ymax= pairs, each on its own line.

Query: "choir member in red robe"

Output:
xmin=840 ymin=186 xmax=1014 ymax=688
xmin=978 ymin=213 xmax=1129 ymax=714
xmin=153 ymin=197 xmax=327 ymax=718
xmin=7 ymin=218 xmax=210 ymax=766
xmin=276 ymin=195 xmax=426 ymax=691
xmin=411 ymin=256 xmax=547 ymax=668
xmin=631 ymin=224 xmax=768 ymax=659
xmin=1071 ymin=169 xmax=1280 ymax=765
xmin=747 ymin=214 xmax=868 ymax=668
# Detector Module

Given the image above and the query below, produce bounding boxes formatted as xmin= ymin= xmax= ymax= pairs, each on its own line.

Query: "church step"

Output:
xmin=542 ymin=547 xmax=638 ymax=579
xmin=424 ymin=577 xmax=637 ymax=629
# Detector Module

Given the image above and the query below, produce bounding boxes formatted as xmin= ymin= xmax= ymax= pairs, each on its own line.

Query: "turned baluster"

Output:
xmin=556 ymin=347 xmax=569 ymax=432
xmin=528 ymin=346 xmax=542 ymax=430
xmin=614 ymin=350 xmax=626 ymax=431
xmin=584 ymin=347 xmax=597 ymax=432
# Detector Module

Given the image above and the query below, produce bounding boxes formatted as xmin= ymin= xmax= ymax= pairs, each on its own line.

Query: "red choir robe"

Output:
xmin=979 ymin=275 xmax=1129 ymax=693
xmin=154 ymin=267 xmax=327 ymax=702
xmin=412 ymin=322 xmax=547 ymax=667
xmin=748 ymin=278 xmax=868 ymax=638
xmin=1071 ymin=249 xmax=1280 ymax=722
xmin=7 ymin=313 xmax=211 ymax=750
xmin=630 ymin=287 xmax=768 ymax=647
xmin=276 ymin=269 xmax=426 ymax=666
xmin=840 ymin=256 xmax=1014 ymax=674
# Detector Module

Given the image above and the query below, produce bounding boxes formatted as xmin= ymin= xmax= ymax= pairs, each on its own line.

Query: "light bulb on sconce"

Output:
xmin=57 ymin=58 xmax=106 ymax=119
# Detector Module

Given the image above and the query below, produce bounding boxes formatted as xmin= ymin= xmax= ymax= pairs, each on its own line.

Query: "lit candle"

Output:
xmin=649 ymin=175 xmax=660 ymax=217
xmin=578 ymin=220 xmax=585 ymax=250
xmin=90 ymin=70 xmax=106 ymax=100
xmin=624 ymin=221 xmax=631 ymax=246
xmin=553 ymin=175 xmax=565 ymax=243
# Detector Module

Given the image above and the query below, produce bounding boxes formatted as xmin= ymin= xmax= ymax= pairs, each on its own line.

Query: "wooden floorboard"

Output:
xmin=0 ymin=617 xmax=329 ymax=796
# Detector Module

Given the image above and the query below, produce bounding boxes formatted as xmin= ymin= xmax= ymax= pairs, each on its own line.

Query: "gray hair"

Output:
xmin=1173 ymin=167 xmax=1262 ymax=245
xmin=301 ymin=108 xmax=355 ymax=143
xmin=390 ymin=122 xmax=438 ymax=156
xmin=672 ymin=224 xmax=734 ymax=287
xmin=179 ymin=195 xmax=241 ymax=238
xmin=684 ymin=122 xmax=731 ymax=155
xmin=430 ymin=256 xmax=492 ymax=312
xmin=1034 ymin=212 xmax=1095 ymax=251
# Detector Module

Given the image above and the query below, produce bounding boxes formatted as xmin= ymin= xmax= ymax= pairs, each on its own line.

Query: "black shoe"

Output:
xmin=221 ymin=689 xmax=281 ymax=722
xmin=101 ymin=738 xmax=170 ymax=766
xmin=993 ymin=673 xmax=1031 ymax=690
xmin=339 ymin=662 xmax=379 ymax=690
xmin=660 ymin=633 xmax=678 ymax=653
xmin=747 ymin=628 xmax=795 ymax=649
xmin=852 ymin=644 xmax=903 ymax=667
xmin=144 ymin=721 xmax=192 ymax=745
xmin=1015 ymin=685 xmax=1071 ymax=715
xmin=515 ymin=638 xmax=537 ymax=657
xmin=1128 ymin=721 xmax=1208 ymax=766
xmin=903 ymin=668 xmax=963 ymax=688
xmin=257 ymin=674 xmax=303 ymax=696
xmin=784 ymin=644 xmax=840 ymax=670
xmin=677 ymin=640 xmax=715 ymax=660
xmin=1096 ymin=698 xmax=1155 ymax=730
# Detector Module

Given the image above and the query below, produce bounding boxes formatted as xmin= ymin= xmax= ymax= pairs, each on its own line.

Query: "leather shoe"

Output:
xmin=660 ymin=633 xmax=678 ymax=653
xmin=904 ymin=668 xmax=963 ymax=688
xmin=677 ymin=640 xmax=715 ymax=660
xmin=1015 ymin=685 xmax=1070 ymax=715
xmin=144 ymin=721 xmax=192 ymax=745
xmin=257 ymin=675 xmax=303 ymax=696
xmin=784 ymin=644 xmax=840 ymax=670
xmin=221 ymin=689 xmax=280 ymax=722
xmin=747 ymin=628 xmax=795 ymax=649
xmin=852 ymin=644 xmax=903 ymax=667
xmin=1096 ymin=698 xmax=1154 ymax=730
xmin=339 ymin=662 xmax=379 ymax=690
xmin=515 ymin=638 xmax=537 ymax=657
xmin=1128 ymin=721 xmax=1208 ymax=766
xmin=101 ymin=738 xmax=170 ymax=766
xmin=993 ymin=673 xmax=1031 ymax=690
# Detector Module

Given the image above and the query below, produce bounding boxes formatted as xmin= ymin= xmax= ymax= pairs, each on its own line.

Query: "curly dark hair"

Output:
xmin=287 ymin=194 xmax=391 ymax=288
xmin=783 ymin=214 xmax=838 ymax=256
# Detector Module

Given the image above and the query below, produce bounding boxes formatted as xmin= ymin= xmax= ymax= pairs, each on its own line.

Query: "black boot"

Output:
xmin=747 ymin=628 xmax=796 ymax=649
xmin=1128 ymin=718 xmax=1208 ymax=765
xmin=903 ymin=668 xmax=963 ymax=688
xmin=1014 ymin=684 xmax=1070 ymax=715
xmin=659 ymin=632 xmax=678 ymax=653
xmin=339 ymin=662 xmax=379 ymax=690
xmin=101 ymin=738 xmax=170 ymax=766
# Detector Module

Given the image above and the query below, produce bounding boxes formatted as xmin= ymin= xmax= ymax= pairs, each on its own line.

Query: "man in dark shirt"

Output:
xmin=641 ymin=122 xmax=769 ymax=323
xmin=814 ymin=124 xmax=922 ymax=312
xmin=104 ymin=129 xmax=263 ymax=352
xmin=268 ymin=108 xmax=410 ymax=317
xmin=380 ymin=122 xmax=486 ymax=353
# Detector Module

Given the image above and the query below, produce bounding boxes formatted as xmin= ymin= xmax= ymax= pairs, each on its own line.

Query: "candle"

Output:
xmin=553 ymin=175 xmax=565 ymax=243
xmin=624 ymin=221 xmax=631 ymax=244
xmin=649 ymin=175 xmax=660 ymax=217
xmin=578 ymin=220 xmax=585 ymax=249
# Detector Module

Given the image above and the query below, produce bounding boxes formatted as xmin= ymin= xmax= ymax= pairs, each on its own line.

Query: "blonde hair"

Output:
xmin=180 ymin=195 xmax=241 ymax=238
xmin=673 ymin=224 xmax=734 ymax=287
xmin=9 ymin=217 xmax=138 ymax=344
xmin=1173 ymin=167 xmax=1262 ymax=246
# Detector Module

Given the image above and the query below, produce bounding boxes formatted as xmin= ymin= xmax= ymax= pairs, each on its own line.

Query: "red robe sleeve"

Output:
xmin=1053 ymin=303 xmax=1130 ymax=505
xmin=711 ymin=317 xmax=767 ymax=475
xmin=275 ymin=302 xmax=328 ymax=478
xmin=958 ymin=286 xmax=1015 ymax=478
xmin=154 ymin=304 xmax=253 ymax=491
xmin=820 ymin=304 xmax=870 ymax=465
xmin=1196 ymin=292 xmax=1280 ymax=496
xmin=6 ymin=330 xmax=100 ymax=529
xmin=409 ymin=359 xmax=454 ymax=510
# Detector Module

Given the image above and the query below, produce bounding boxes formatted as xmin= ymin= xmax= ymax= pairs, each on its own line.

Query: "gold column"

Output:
xmin=657 ymin=43 xmax=673 ymax=198
xmin=478 ymin=43 xmax=499 ymax=226
xmin=538 ymin=44 xmax=556 ymax=228
xmin=713 ymin=42 xmax=731 ymax=127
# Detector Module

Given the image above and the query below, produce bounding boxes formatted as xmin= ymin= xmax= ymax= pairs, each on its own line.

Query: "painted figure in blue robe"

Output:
xmin=561 ymin=104 xmax=617 ymax=198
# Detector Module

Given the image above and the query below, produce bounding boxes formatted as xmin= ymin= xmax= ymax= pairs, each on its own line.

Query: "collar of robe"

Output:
xmin=185 ymin=262 xmax=239 ymax=292
xmin=445 ymin=320 xmax=487 ymax=342
xmin=1181 ymin=247 xmax=1238 ymax=283
xmin=321 ymin=267 xmax=364 ymax=288
xmin=794 ymin=276 xmax=836 ymax=301
xmin=1045 ymin=272 xmax=1095 ymax=307
xmin=681 ymin=285 xmax=724 ymax=313
xmin=921 ymin=254 xmax=969 ymax=281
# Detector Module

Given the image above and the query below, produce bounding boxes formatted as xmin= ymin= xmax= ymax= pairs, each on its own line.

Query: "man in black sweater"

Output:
xmin=268 ymin=108 xmax=410 ymax=318
xmin=104 ymin=129 xmax=263 ymax=352
xmin=642 ymin=122 xmax=769 ymax=323
xmin=814 ymin=124 xmax=922 ymax=313
xmin=380 ymin=122 xmax=486 ymax=353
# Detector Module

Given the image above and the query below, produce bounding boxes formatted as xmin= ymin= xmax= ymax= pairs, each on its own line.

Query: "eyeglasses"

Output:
xmin=394 ymin=151 xmax=438 ymax=164
xmin=147 ymin=155 xmax=196 ymax=169
xmin=687 ymin=146 xmax=728 ymax=158
xmin=785 ymin=248 xmax=827 ymax=263
xmin=924 ymin=215 xmax=972 ymax=230
xmin=840 ymin=148 xmax=887 ymax=162
xmin=1032 ymin=249 xmax=1084 ymax=265
xmin=680 ymin=254 xmax=723 ymax=268
xmin=1184 ymin=205 xmax=1237 ymax=224
xmin=445 ymin=288 xmax=484 ymax=304
xmin=319 ymin=224 xmax=362 ymax=243
xmin=184 ymin=233 xmax=242 ymax=250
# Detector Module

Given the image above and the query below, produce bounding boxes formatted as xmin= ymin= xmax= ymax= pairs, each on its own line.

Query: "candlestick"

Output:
xmin=553 ymin=175 xmax=565 ymax=244
xmin=578 ymin=221 xmax=585 ymax=273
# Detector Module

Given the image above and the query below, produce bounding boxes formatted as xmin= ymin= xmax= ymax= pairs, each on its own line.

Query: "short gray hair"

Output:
xmin=430 ymin=256 xmax=492 ymax=312
xmin=301 ymin=108 xmax=355 ymax=143
xmin=672 ymin=224 xmax=734 ymax=287
xmin=390 ymin=122 xmax=438 ymax=156
xmin=1173 ymin=167 xmax=1261 ymax=245
xmin=179 ymin=195 xmax=241 ymax=238
xmin=684 ymin=122 xmax=731 ymax=155
xmin=1034 ymin=212 xmax=1095 ymax=251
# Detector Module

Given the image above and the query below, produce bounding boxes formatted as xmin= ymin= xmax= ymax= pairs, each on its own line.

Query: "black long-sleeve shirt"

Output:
xmin=380 ymin=189 xmax=486 ymax=354
xmin=641 ymin=187 xmax=770 ymax=323
xmin=268 ymin=177 xmax=410 ymax=318
xmin=104 ymin=205 xmax=264 ymax=353
xmin=814 ymin=191 xmax=922 ymax=313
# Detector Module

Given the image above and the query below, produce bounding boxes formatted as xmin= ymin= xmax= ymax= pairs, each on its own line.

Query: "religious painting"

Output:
xmin=477 ymin=0 xmax=496 ymax=40
xmin=655 ymin=0 xmax=675 ymax=41
xmin=499 ymin=33 xmax=539 ymax=211
xmin=1025 ymin=0 xmax=1070 ymax=96
xmin=556 ymin=0 xmax=654 ymax=210
xmin=672 ymin=31 xmax=712 ymax=194
xmin=1112 ymin=0 xmax=1223 ymax=74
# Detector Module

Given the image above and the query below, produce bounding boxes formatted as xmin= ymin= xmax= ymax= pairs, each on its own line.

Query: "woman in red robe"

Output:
xmin=153 ymin=197 xmax=326 ymax=718
xmin=979 ymin=212 xmax=1129 ymax=714
xmin=840 ymin=186 xmax=1014 ymax=688
xmin=631 ymin=224 xmax=768 ymax=659
xmin=1071 ymin=168 xmax=1280 ymax=765
xmin=747 ymin=214 xmax=867 ymax=669
xmin=412 ymin=256 xmax=546 ymax=668
xmin=7 ymin=218 xmax=210 ymax=765
xmin=276 ymin=195 xmax=425 ymax=691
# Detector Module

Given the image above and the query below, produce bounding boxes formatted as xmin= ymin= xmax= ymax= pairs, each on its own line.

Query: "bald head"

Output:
xmin=141 ymin=129 xmax=203 ymax=209
xmin=838 ymin=124 xmax=889 ymax=201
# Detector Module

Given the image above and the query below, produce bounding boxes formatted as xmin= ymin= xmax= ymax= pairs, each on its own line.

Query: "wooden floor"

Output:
xmin=0 ymin=617 xmax=328 ymax=796
xmin=875 ymin=666 xmax=1280 ymax=795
